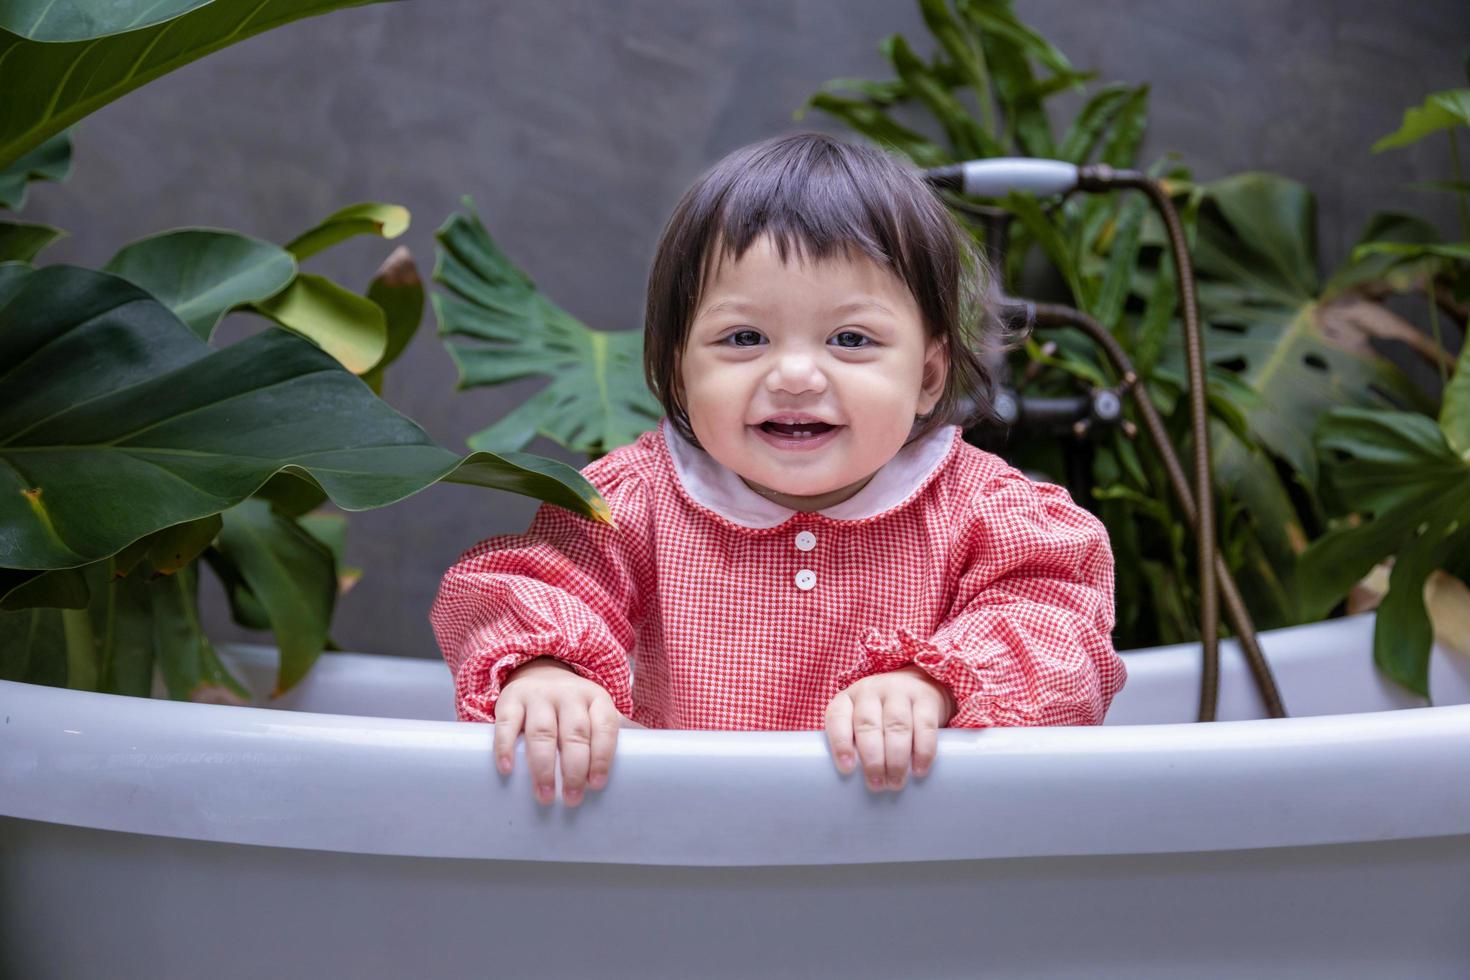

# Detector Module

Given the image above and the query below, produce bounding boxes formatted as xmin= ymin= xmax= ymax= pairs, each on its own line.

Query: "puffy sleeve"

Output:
xmin=429 ymin=462 xmax=651 ymax=723
xmin=840 ymin=468 xmax=1124 ymax=727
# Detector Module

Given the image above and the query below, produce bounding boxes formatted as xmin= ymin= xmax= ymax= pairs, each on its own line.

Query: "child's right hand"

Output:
xmin=495 ymin=656 xmax=622 ymax=807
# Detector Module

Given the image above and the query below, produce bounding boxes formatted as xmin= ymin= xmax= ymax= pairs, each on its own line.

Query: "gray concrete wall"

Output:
xmin=22 ymin=1 xmax=1470 ymax=659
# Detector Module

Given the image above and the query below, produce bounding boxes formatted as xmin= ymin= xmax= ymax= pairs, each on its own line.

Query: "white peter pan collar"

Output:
xmin=661 ymin=418 xmax=959 ymax=529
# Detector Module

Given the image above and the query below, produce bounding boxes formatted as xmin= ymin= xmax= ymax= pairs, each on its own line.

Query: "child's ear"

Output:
xmin=918 ymin=337 xmax=948 ymax=414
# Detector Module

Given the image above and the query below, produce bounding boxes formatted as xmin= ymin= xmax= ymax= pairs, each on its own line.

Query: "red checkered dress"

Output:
xmin=430 ymin=419 xmax=1125 ymax=730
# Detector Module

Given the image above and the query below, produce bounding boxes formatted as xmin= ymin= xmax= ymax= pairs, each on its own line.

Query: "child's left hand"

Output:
xmin=825 ymin=667 xmax=956 ymax=792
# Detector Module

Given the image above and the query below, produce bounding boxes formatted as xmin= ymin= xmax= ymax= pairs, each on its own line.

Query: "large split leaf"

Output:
xmin=1162 ymin=173 xmax=1434 ymax=496
xmin=102 ymin=229 xmax=297 ymax=339
xmin=434 ymin=200 xmax=662 ymax=455
xmin=0 ymin=0 xmax=390 ymax=169
xmin=0 ymin=264 xmax=611 ymax=572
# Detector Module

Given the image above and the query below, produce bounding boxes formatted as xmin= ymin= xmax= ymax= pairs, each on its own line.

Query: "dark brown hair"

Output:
xmin=643 ymin=131 xmax=1005 ymax=448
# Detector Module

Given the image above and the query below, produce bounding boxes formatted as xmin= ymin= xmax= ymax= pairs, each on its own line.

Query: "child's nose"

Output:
xmin=766 ymin=352 xmax=827 ymax=394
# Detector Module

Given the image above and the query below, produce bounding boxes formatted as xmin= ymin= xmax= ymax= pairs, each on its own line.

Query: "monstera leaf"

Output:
xmin=1153 ymin=173 xmax=1438 ymax=588
xmin=1295 ymin=400 xmax=1470 ymax=695
xmin=0 ymin=0 xmax=390 ymax=169
xmin=0 ymin=264 xmax=612 ymax=579
xmin=434 ymin=198 xmax=662 ymax=456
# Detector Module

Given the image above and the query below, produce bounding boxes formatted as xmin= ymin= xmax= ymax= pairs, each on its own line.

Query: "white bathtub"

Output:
xmin=3 ymin=612 xmax=1469 ymax=979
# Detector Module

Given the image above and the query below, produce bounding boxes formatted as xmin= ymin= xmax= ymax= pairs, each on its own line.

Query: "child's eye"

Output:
xmin=724 ymin=329 xmax=764 ymax=347
xmin=830 ymin=330 xmax=871 ymax=349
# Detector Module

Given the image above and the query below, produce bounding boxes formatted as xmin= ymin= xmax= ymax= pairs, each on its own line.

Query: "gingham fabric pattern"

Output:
xmin=431 ymin=418 xmax=1125 ymax=730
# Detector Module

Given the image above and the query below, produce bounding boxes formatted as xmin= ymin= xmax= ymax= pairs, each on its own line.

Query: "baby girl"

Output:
xmin=431 ymin=131 xmax=1125 ymax=807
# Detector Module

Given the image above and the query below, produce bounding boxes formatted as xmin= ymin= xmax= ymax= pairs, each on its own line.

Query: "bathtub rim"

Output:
xmin=4 ymin=649 xmax=1470 ymax=865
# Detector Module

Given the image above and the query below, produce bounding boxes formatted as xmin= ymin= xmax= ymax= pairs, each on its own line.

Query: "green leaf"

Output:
xmin=251 ymin=272 xmax=388 ymax=374
xmin=1099 ymin=84 xmax=1149 ymax=168
xmin=0 ymin=605 xmax=67 ymax=686
xmin=0 ymin=566 xmax=88 ymax=610
xmin=103 ymin=229 xmax=297 ymax=339
xmin=919 ymin=0 xmax=999 ymax=144
xmin=1374 ymin=518 xmax=1470 ymax=696
xmin=151 ymin=563 xmax=248 ymax=703
xmin=434 ymin=200 xmax=663 ymax=455
xmin=1442 ymin=331 xmax=1470 ymax=459
xmin=252 ymin=472 xmax=329 ymax=519
xmin=1372 ymin=89 xmax=1470 ymax=151
xmin=0 ymin=130 xmax=72 ymax=211
xmin=1003 ymin=191 xmax=1084 ymax=302
xmin=957 ymin=0 xmax=1075 ymax=76
xmin=216 ymin=499 xmax=335 ymax=694
xmin=143 ymin=514 xmax=222 ymax=576
xmin=1406 ymin=179 xmax=1470 ymax=195
xmin=284 ymin=202 xmax=410 ymax=262
xmin=201 ymin=546 xmax=272 ymax=631
xmin=0 ymin=264 xmax=612 ymax=571
xmin=1093 ymin=195 xmax=1147 ymax=330
xmin=0 ymin=219 xmax=65 ymax=262
xmin=0 ymin=0 xmax=391 ymax=170
xmin=0 ymin=1 xmax=214 ymax=41
xmin=1171 ymin=173 xmax=1430 ymax=487
xmin=360 ymin=245 xmax=424 ymax=394
xmin=1351 ymin=241 xmax=1470 ymax=264
xmin=814 ymin=77 xmax=908 ymax=106
xmin=799 ymin=93 xmax=951 ymax=168
xmin=885 ymin=33 xmax=999 ymax=158
xmin=1296 ymin=408 xmax=1470 ymax=621
xmin=976 ymin=10 xmax=1055 ymax=156
xmin=1325 ymin=211 xmax=1443 ymax=299
xmin=1057 ymin=83 xmax=1134 ymax=164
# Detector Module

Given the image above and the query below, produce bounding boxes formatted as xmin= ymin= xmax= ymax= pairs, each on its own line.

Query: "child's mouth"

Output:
xmin=753 ymin=420 xmax=842 ymax=451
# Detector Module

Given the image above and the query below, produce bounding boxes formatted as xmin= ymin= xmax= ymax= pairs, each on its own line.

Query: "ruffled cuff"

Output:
xmin=455 ymin=630 xmax=625 ymax=722
xmin=838 ymin=626 xmax=988 ymax=717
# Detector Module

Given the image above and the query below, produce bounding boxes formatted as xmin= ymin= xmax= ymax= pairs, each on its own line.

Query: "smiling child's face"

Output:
xmin=677 ymin=235 xmax=947 ymax=512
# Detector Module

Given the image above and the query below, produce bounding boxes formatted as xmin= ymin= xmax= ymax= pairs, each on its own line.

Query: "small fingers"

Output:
xmin=824 ymin=693 xmax=856 ymax=774
xmin=493 ymin=697 xmax=525 ymax=776
xmin=882 ymin=697 xmax=914 ymax=790
xmin=523 ymin=699 xmax=560 ymax=806
xmin=851 ymin=694 xmax=886 ymax=793
xmin=587 ymin=698 xmax=621 ymax=792
xmin=557 ymin=698 xmax=593 ymax=807
xmin=912 ymin=697 xmax=941 ymax=778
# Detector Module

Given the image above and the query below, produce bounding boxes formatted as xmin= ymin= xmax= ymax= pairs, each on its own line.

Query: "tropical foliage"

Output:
xmin=797 ymin=1 xmax=1468 ymax=684
xmin=0 ymin=0 xmax=609 ymax=701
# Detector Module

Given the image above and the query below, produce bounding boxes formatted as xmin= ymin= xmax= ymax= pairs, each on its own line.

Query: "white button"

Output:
xmin=794 ymin=530 xmax=817 ymax=552
xmin=795 ymin=569 xmax=817 ymax=591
